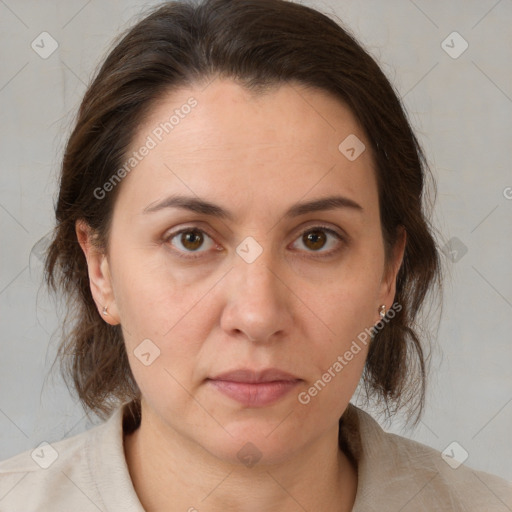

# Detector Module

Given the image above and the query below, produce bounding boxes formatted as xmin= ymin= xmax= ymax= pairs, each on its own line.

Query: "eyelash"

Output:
xmin=163 ymin=225 xmax=346 ymax=260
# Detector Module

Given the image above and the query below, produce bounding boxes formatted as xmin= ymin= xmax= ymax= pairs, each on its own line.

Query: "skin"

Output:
xmin=77 ymin=78 xmax=406 ymax=512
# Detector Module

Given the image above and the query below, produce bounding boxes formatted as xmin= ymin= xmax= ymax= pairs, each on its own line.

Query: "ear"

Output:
xmin=376 ymin=226 xmax=406 ymax=323
xmin=75 ymin=219 xmax=120 ymax=325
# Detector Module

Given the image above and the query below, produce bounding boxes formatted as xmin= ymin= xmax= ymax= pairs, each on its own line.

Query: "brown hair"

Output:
xmin=45 ymin=0 xmax=442 ymax=423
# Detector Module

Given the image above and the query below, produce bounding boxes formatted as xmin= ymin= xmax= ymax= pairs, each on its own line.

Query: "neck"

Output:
xmin=124 ymin=402 xmax=357 ymax=512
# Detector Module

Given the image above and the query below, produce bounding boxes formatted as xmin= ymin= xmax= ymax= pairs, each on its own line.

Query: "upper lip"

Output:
xmin=208 ymin=368 xmax=301 ymax=383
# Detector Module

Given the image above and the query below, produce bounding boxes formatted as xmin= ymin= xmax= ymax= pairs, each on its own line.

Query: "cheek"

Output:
xmin=111 ymin=270 xmax=209 ymax=411
xmin=295 ymin=321 xmax=370 ymax=428
xmin=319 ymin=265 xmax=382 ymax=336
xmin=299 ymin=258 xmax=382 ymax=386
xmin=110 ymin=241 xmax=203 ymax=334
xmin=120 ymin=282 xmax=210 ymax=414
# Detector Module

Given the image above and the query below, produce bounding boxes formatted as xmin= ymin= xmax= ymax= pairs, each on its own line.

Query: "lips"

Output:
xmin=207 ymin=368 xmax=302 ymax=407
xmin=209 ymin=368 xmax=300 ymax=383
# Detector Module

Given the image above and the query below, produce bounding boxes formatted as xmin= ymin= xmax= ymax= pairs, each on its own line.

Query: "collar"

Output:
xmin=91 ymin=400 xmax=475 ymax=511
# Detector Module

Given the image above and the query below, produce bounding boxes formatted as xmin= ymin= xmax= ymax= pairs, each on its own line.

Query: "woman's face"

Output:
xmin=81 ymin=78 xmax=404 ymax=465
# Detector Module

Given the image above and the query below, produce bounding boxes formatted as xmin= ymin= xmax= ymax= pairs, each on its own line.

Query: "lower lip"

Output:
xmin=207 ymin=379 xmax=300 ymax=407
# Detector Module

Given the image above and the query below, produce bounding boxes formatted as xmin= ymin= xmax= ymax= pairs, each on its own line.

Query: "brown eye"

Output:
xmin=291 ymin=226 xmax=345 ymax=257
xmin=180 ymin=230 xmax=204 ymax=251
xmin=166 ymin=228 xmax=216 ymax=258
xmin=303 ymin=230 xmax=327 ymax=251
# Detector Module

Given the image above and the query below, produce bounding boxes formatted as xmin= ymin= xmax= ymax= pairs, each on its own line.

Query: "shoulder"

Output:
xmin=383 ymin=428 xmax=512 ymax=511
xmin=0 ymin=416 xmax=108 ymax=512
xmin=0 ymin=404 xmax=142 ymax=512
xmin=345 ymin=405 xmax=512 ymax=512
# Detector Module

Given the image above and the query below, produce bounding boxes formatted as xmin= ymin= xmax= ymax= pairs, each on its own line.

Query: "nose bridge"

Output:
xmin=235 ymin=232 xmax=280 ymax=294
xmin=241 ymin=254 xmax=279 ymax=301
xmin=222 ymin=246 xmax=291 ymax=342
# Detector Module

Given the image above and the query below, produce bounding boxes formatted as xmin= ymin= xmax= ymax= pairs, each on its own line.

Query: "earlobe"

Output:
xmin=75 ymin=220 xmax=120 ymax=325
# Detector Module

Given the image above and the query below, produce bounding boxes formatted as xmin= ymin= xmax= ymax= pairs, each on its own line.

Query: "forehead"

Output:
xmin=116 ymin=78 xmax=378 ymax=219
xmin=134 ymin=78 xmax=368 ymax=160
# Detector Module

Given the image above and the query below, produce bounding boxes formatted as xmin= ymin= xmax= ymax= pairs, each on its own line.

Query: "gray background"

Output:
xmin=1 ymin=0 xmax=511 ymax=481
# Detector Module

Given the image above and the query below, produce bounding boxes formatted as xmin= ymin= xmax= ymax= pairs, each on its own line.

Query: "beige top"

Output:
xmin=0 ymin=402 xmax=510 ymax=511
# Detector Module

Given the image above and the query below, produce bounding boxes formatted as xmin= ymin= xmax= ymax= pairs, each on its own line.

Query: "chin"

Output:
xmin=199 ymin=419 xmax=308 ymax=468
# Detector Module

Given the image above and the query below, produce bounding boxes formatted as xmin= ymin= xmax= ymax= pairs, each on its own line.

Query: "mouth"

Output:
xmin=206 ymin=368 xmax=302 ymax=407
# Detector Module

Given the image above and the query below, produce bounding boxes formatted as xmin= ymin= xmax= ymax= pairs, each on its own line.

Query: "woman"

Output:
xmin=0 ymin=0 xmax=510 ymax=510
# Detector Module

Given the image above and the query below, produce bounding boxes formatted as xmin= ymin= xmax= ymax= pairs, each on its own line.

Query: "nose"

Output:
xmin=220 ymin=251 xmax=292 ymax=343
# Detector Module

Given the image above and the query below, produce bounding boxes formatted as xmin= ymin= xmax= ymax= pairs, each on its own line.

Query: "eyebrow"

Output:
xmin=142 ymin=194 xmax=363 ymax=219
